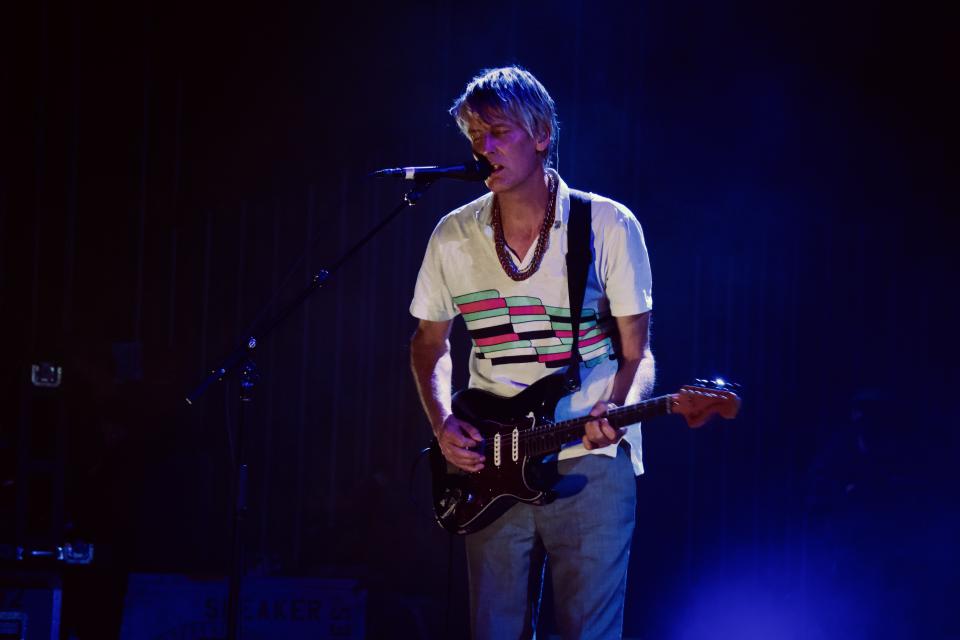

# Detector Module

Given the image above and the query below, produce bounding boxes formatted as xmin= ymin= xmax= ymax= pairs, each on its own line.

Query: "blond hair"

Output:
xmin=449 ymin=66 xmax=559 ymax=168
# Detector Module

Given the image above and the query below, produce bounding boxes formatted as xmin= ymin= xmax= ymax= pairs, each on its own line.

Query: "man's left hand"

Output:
xmin=582 ymin=401 xmax=625 ymax=450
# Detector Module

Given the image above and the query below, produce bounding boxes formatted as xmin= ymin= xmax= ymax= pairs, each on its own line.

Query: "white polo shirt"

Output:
xmin=410 ymin=170 xmax=653 ymax=475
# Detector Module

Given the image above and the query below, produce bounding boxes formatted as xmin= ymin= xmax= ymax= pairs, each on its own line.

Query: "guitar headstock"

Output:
xmin=672 ymin=380 xmax=741 ymax=428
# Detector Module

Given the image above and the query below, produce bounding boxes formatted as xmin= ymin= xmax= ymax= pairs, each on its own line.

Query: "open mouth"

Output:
xmin=491 ymin=164 xmax=504 ymax=174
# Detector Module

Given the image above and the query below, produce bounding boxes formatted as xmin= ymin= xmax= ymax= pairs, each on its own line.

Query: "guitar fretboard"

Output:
xmin=521 ymin=395 xmax=674 ymax=456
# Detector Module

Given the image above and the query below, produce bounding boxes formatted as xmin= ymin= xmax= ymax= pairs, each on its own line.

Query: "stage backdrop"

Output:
xmin=1 ymin=1 xmax=956 ymax=638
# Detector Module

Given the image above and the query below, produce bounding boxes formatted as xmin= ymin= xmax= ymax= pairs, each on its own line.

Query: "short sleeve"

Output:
xmin=409 ymin=219 xmax=459 ymax=321
xmin=596 ymin=202 xmax=653 ymax=317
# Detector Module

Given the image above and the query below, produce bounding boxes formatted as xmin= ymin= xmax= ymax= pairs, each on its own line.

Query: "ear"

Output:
xmin=534 ymin=126 xmax=551 ymax=153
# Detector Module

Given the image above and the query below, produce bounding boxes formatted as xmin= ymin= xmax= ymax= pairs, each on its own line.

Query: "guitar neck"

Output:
xmin=524 ymin=395 xmax=674 ymax=456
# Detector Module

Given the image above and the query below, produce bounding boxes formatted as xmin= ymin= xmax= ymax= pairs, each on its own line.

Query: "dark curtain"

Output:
xmin=1 ymin=1 xmax=955 ymax=638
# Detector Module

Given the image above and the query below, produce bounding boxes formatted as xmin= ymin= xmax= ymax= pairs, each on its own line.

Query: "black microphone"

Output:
xmin=369 ymin=157 xmax=493 ymax=182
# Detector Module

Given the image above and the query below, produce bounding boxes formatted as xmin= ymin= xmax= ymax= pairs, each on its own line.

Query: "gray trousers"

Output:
xmin=465 ymin=444 xmax=637 ymax=639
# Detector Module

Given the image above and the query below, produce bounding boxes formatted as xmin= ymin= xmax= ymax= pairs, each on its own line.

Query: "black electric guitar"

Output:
xmin=429 ymin=373 xmax=740 ymax=535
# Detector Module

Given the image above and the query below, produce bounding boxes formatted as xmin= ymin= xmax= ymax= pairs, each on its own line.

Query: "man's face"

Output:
xmin=465 ymin=112 xmax=549 ymax=195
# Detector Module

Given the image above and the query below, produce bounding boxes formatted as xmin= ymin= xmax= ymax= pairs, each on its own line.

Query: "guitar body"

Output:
xmin=429 ymin=373 xmax=571 ymax=535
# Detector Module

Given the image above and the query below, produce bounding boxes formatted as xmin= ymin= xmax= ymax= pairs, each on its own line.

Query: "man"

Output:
xmin=409 ymin=66 xmax=654 ymax=639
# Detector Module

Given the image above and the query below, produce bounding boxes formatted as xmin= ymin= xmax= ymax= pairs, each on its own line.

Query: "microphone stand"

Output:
xmin=185 ymin=178 xmax=437 ymax=640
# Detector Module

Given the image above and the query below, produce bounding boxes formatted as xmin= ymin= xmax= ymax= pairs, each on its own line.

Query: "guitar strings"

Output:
xmin=474 ymin=395 xmax=673 ymax=455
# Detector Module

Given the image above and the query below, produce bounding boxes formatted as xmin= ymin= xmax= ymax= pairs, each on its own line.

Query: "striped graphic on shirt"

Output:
xmin=452 ymin=289 xmax=614 ymax=368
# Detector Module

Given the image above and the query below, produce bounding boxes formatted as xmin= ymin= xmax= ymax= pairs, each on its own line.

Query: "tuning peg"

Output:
xmin=693 ymin=377 xmax=742 ymax=392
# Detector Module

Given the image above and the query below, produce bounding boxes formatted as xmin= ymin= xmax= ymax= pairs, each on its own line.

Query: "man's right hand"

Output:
xmin=436 ymin=415 xmax=485 ymax=473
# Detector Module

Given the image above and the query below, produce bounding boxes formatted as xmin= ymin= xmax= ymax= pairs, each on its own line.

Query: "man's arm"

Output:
xmin=583 ymin=311 xmax=654 ymax=450
xmin=608 ymin=311 xmax=655 ymax=406
xmin=410 ymin=319 xmax=485 ymax=472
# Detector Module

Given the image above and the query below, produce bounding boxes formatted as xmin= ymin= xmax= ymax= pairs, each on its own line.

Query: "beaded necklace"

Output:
xmin=491 ymin=173 xmax=558 ymax=281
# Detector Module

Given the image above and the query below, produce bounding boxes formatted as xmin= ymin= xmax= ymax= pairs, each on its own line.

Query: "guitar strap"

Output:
xmin=563 ymin=190 xmax=593 ymax=393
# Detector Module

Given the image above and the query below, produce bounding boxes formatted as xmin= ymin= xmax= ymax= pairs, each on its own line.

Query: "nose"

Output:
xmin=478 ymin=133 xmax=496 ymax=155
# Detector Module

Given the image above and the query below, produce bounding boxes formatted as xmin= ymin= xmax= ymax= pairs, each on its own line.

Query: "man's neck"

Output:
xmin=497 ymin=169 xmax=551 ymax=233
